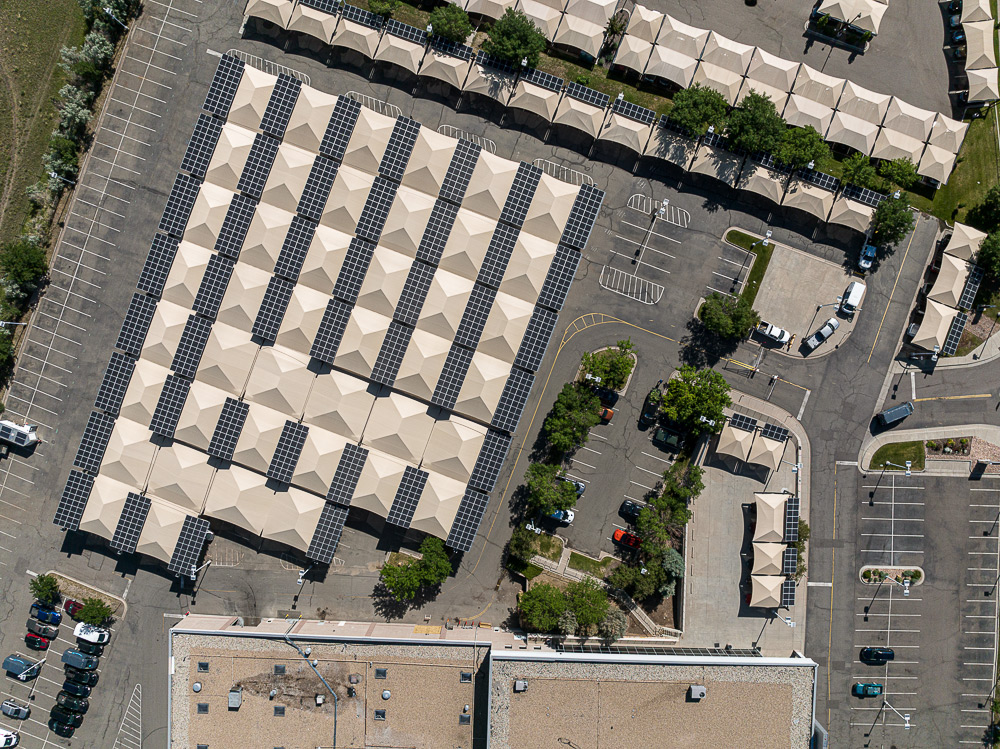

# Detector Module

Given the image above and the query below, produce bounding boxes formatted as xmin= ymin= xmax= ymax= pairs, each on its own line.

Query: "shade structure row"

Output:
xmin=815 ymin=0 xmax=887 ymax=35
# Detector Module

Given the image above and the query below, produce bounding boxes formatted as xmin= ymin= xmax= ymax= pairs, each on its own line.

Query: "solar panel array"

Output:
xmin=301 ymin=0 xmax=340 ymax=11
xmin=171 ymin=315 xmax=213 ymax=379
xmin=729 ymin=413 xmax=758 ymax=432
xmin=439 ymin=139 xmax=481 ymax=205
xmin=537 ymin=244 xmax=581 ymax=311
xmin=842 ymin=183 xmax=888 ymax=209
xmin=333 ymin=237 xmax=377 ymax=304
xmin=326 ymin=443 xmax=368 ymax=506
xmin=478 ymin=222 xmax=519 ymax=288
xmin=431 ymin=344 xmax=474 ymax=409
xmin=296 ymin=156 xmax=339 ymax=221
xmin=158 ymin=173 xmax=201 ymax=238
xmin=499 ymin=162 xmax=542 ymax=228
xmin=393 ymin=261 xmax=435 ymax=326
xmin=237 ymin=134 xmax=281 ymax=199
xmin=475 ymin=50 xmax=515 ymax=75
xmin=959 ymin=265 xmax=985 ymax=311
xmin=268 ymin=421 xmax=309 ymax=483
xmin=611 ymin=97 xmax=656 ymax=125
xmin=73 ymin=411 xmax=117 ymax=475
xmin=320 ymin=97 xmax=362 ymax=162
xmin=208 ymin=398 xmax=250 ymax=462
xmin=560 ymin=184 xmax=604 ymax=250
xmin=167 ymin=515 xmax=212 ymax=576
xmin=214 ymin=194 xmax=258 ymax=259
xmin=259 ymin=74 xmax=301 ymax=139
xmin=782 ymin=547 xmax=797 ymax=576
xmin=514 ymin=305 xmax=557 ymax=372
xmin=252 ymin=276 xmax=295 ymax=343
xmin=273 ymin=215 xmax=317 ymax=282
xmin=385 ymin=18 xmax=426 ymax=45
xmin=468 ymin=430 xmax=511 ymax=493
xmin=341 ymin=2 xmax=382 ymax=29
xmin=784 ymin=496 xmax=800 ymax=542
xmin=521 ymin=67 xmax=564 ymax=94
xmin=760 ymin=422 xmax=789 ymax=442
xmin=454 ymin=283 xmax=497 ymax=349
xmin=180 ymin=114 xmax=224 ymax=179
xmin=491 ymin=368 xmax=534 ymax=433
xmin=137 ymin=233 xmax=180 ymax=297
xmin=116 ymin=292 xmax=158 ymax=357
xmin=53 ymin=471 xmax=95 ymax=531
xmin=386 ymin=465 xmax=428 ymax=528
xmin=370 ymin=321 xmax=414 ymax=386
xmin=192 ymin=254 xmax=235 ymax=319
xmin=429 ymin=37 xmax=473 ymax=60
xmin=446 ymin=486 xmax=490 ymax=552
xmin=416 ymin=199 xmax=459 ymax=264
xmin=310 ymin=298 xmax=353 ymax=364
xmin=306 ymin=501 xmax=350 ymax=563
xmin=110 ymin=492 xmax=151 ymax=554
xmin=355 ymin=177 xmax=398 ymax=242
xmin=94 ymin=352 xmax=136 ymax=416
xmin=202 ymin=54 xmax=245 ymax=119
xmin=780 ymin=579 xmax=796 ymax=608
xmin=798 ymin=167 xmax=840 ymax=193
xmin=566 ymin=81 xmax=610 ymax=109
xmin=149 ymin=375 xmax=191 ymax=439
xmin=942 ymin=310 xmax=969 ymax=356
xmin=379 ymin=116 xmax=421 ymax=182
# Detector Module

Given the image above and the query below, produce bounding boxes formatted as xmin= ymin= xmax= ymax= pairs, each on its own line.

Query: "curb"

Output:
xmin=46 ymin=570 xmax=128 ymax=622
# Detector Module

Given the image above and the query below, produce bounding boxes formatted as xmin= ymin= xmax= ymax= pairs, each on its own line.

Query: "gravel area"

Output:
xmin=927 ymin=437 xmax=1000 ymax=473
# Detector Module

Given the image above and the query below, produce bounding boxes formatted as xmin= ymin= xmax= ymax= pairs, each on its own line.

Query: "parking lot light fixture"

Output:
xmin=883 ymin=460 xmax=911 ymax=477
xmin=189 ymin=559 xmax=211 ymax=581
xmin=883 ymin=699 xmax=911 ymax=729
xmin=698 ymin=415 xmax=715 ymax=427
xmin=104 ymin=6 xmax=128 ymax=29
xmin=48 ymin=171 xmax=75 ymax=186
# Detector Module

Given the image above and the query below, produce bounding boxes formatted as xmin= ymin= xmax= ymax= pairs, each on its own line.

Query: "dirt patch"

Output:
xmin=641 ymin=596 xmax=676 ymax=629
xmin=49 ymin=572 xmax=125 ymax=622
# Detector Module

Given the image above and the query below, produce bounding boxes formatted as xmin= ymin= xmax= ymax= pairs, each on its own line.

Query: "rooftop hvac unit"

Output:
xmin=229 ymin=686 xmax=243 ymax=710
xmin=688 ymin=685 xmax=706 ymax=701
xmin=514 ymin=680 xmax=528 ymax=693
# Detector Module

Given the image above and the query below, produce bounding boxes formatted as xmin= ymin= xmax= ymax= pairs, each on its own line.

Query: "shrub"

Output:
xmin=519 ymin=583 xmax=567 ymax=631
xmin=482 ymin=8 xmax=546 ymax=69
xmin=926 ymin=441 xmax=937 ymax=449
xmin=76 ymin=597 xmax=113 ymax=626
xmin=556 ymin=609 xmax=577 ymax=636
xmin=580 ymin=339 xmax=635 ymax=390
xmin=368 ymin=0 xmax=400 ymax=17
xmin=29 ymin=574 xmax=61 ymax=605
xmin=428 ymin=4 xmax=473 ymax=43
xmin=597 ymin=607 xmax=627 ymax=642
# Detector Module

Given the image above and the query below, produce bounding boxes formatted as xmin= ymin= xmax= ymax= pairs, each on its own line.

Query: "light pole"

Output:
xmin=884 ymin=460 xmax=911 ymax=477
xmin=103 ymin=6 xmax=128 ymax=29
xmin=882 ymin=698 xmax=911 ymax=729
xmin=734 ymin=230 xmax=771 ymax=291
xmin=0 ymin=321 xmax=27 ymax=329
xmin=807 ymin=297 xmax=842 ymax=336
xmin=297 ymin=564 xmax=315 ymax=585
xmin=189 ymin=559 xmax=211 ymax=582
xmin=781 ymin=460 xmax=803 ymax=474
xmin=48 ymin=171 xmax=75 ymax=186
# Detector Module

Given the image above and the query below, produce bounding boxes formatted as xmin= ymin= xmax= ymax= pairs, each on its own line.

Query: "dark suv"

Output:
xmin=49 ymin=706 xmax=83 ymax=728
xmin=64 ymin=666 xmax=99 ymax=687
xmin=56 ymin=691 xmax=89 ymax=713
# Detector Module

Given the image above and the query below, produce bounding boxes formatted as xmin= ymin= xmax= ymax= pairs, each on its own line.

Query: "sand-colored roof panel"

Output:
xmin=418 ymin=50 xmax=473 ymax=89
xmin=217 ymin=261 xmax=273 ymax=334
xmin=883 ymin=96 xmax=937 ymax=141
xmin=870 ymin=128 xmax=925 ymax=163
xmin=439 ymin=209 xmax=497 ymax=280
xmin=464 ymin=150 xmax=520 ymax=219
xmin=964 ymin=19 xmax=997 ymax=70
xmin=963 ymin=0 xmax=992 ymax=22
xmin=120 ymin=358 xmax=172 ymax=427
xmin=465 ymin=0 xmax=516 ymax=17
xmin=352 ymin=448 xmax=409 ymax=518
xmin=320 ymin=164 xmax=375 ymax=233
xmin=232 ymin=401 xmax=289 ymax=473
xmin=362 ymin=392 xmax=436 ymax=464
xmin=968 ymin=67 xmax=1000 ymax=103
xmin=331 ymin=19 xmax=381 ymax=58
xmin=613 ymin=35 xmax=653 ymax=76
xmin=261 ymin=487 xmax=326 ymax=551
xmin=690 ymin=144 xmax=743 ymax=186
xmin=927 ymin=113 xmax=968 ymax=153
xmin=928 ymin=253 xmax=972 ymax=307
xmin=735 ymin=81 xmax=789 ymax=109
xmin=749 ymin=575 xmax=783 ymax=607
xmin=645 ymin=44 xmax=699 ymax=88
xmin=478 ymin=290 xmax=537 ymax=363
xmin=146 ymin=442 xmax=214 ymax=514
xmin=140 ymin=300 xmax=190 ymax=369
xmin=781 ymin=179 xmax=835 ymax=220
xmin=203 ymin=463 xmax=273 ymax=536
xmin=182 ymin=182 xmax=236 ymax=251
xmin=552 ymin=95 xmax=606 ymax=138
xmin=553 ymin=14 xmax=604 ymax=58
xmin=284 ymin=86 xmax=339 ymax=152
xmin=135 ymin=498 xmax=189 ymax=563
xmin=791 ymin=63 xmax=845 ymax=108
xmin=827 ymin=197 xmax=874 ymax=232
xmin=700 ymin=31 xmax=754 ymax=75
xmin=291 ymin=427 xmax=349 ymax=495
xmin=521 ymin=173 xmax=579 ymax=244
xmin=818 ymin=0 xmax=886 ymax=33
xmin=599 ymin=112 xmax=653 ymax=154
xmin=508 ymin=81 xmax=561 ymax=121
xmin=303 ymin=369 xmax=376 ymax=441
xmin=462 ymin=59 xmax=517 ymax=101
xmin=298 ymin=223 xmax=353 ymax=293
xmin=394 ymin=328 xmax=452 ymax=401
xmin=736 ymin=162 xmax=788 ymax=204
xmin=690 ymin=62 xmax=743 ymax=105
xmin=175 ymin=380 xmax=232 ymax=450
xmin=227 ymin=64 xmax=278 ymax=131
xmin=401 ymin=126 xmax=459 ymax=197
xmin=747 ymin=434 xmax=785 ymax=472
xmin=99 ymin=418 xmax=157 ymax=491
xmin=945 ymin=222 xmax=987 ymax=260
xmin=194 ymin=321 xmax=260 ymax=396
xmin=499 ymin=232 xmax=558 ymax=303
xmin=409 ymin=470 xmax=466 ymax=538
xmin=380 ymin=185 xmax=436 ymax=257
xmin=245 ymin=0 xmax=294 ymax=28
xmin=745 ymin=48 xmax=799 ymax=91
xmin=917 ymin=144 xmax=957 ymax=184
xmin=835 ymin=80 xmax=890 ymax=124
xmin=564 ymin=0 xmax=616 ymax=25
xmin=782 ymin=95 xmax=834 ymax=134
xmin=825 ymin=111 xmax=878 ymax=154
xmin=715 ymin=423 xmax=753 ymax=462
xmin=420 ymin=416 xmax=488 ymax=483
xmin=334 ymin=306 xmax=393 ymax=379
xmin=274 ymin=284 xmax=331 ymax=357
xmin=204 ymin=122 xmax=257 ymax=192
xmin=244 ymin=345 xmax=315 ymax=418
xmin=355 ymin=246 xmax=414 ymax=318
xmin=260 ymin=142 xmax=316 ymax=213
xmin=626 ymin=4 xmax=664 ymax=43
xmin=753 ymin=492 xmax=786 ymax=543
xmin=454 ymin=351 xmax=512 ymax=422
xmin=287 ymin=2 xmax=338 ymax=43
xmin=415 ymin=268 xmax=476 ymax=339
xmin=751 ymin=542 xmax=785 ymax=575
xmin=343 ymin=106 xmax=398 ymax=175
xmin=912 ymin=299 xmax=959 ymax=351
xmin=240 ymin=201 xmax=296 ymax=273
xmin=78 ymin=474 xmax=133 ymax=540
xmin=374 ymin=33 xmax=426 ymax=74
xmin=161 ymin=241 xmax=212 ymax=310
xmin=643 ymin=125 xmax=698 ymax=168
xmin=518 ymin=0 xmax=563 ymax=39
xmin=656 ymin=14 xmax=710 ymax=58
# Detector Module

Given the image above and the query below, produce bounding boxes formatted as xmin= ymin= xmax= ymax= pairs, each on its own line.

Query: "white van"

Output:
xmin=840 ymin=281 xmax=866 ymax=318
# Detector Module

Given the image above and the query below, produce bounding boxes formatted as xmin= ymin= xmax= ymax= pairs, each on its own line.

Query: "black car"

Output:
xmin=955 ymin=44 xmax=967 ymax=59
xmin=592 ymin=385 xmax=619 ymax=408
xmin=652 ymin=427 xmax=682 ymax=452
xmin=25 ymin=619 xmax=58 ymax=639
xmin=860 ymin=647 xmax=895 ymax=664
xmin=56 ymin=691 xmax=89 ymax=713
xmin=952 ymin=29 xmax=966 ymax=43
xmin=64 ymin=665 xmax=99 ymax=687
xmin=620 ymin=500 xmax=643 ymax=522
xmin=48 ymin=718 xmax=74 ymax=738
xmin=948 ymin=0 xmax=961 ymax=9
xmin=949 ymin=12 xmax=962 ymax=27
xmin=75 ymin=640 xmax=103 ymax=657
xmin=61 ymin=681 xmax=91 ymax=698
xmin=639 ymin=390 xmax=660 ymax=428
xmin=49 ymin=706 xmax=83 ymax=727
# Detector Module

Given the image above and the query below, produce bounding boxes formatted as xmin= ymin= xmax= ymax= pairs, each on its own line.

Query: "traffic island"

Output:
xmin=860 ymin=565 xmax=924 ymax=587
xmin=48 ymin=570 xmax=127 ymax=623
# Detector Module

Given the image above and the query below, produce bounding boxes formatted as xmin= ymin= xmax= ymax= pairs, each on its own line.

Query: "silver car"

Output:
xmin=1 ymin=699 xmax=29 ymax=720
xmin=804 ymin=317 xmax=840 ymax=351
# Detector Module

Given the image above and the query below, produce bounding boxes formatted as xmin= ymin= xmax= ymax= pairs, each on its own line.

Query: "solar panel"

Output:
xmin=180 ymin=114 xmax=223 ymax=179
xmin=560 ymin=183 xmax=604 ymax=250
xmin=301 ymin=0 xmax=340 ymax=12
xmin=341 ymin=2 xmax=383 ymax=29
xmin=379 ymin=116 xmax=421 ymax=182
xmin=514 ymin=305 xmax=557 ymax=372
xmin=521 ymin=67 xmax=563 ymax=94
xmin=942 ymin=310 xmax=968 ymax=356
xmin=454 ymin=283 xmax=497 ymax=350
xmin=171 ymin=315 xmax=213 ymax=379
xmin=701 ymin=130 xmax=728 ymax=149
xmin=385 ymin=18 xmax=426 ymax=45
xmin=416 ymin=199 xmax=458 ymax=265
xmin=565 ymin=81 xmax=610 ymax=109
xmin=158 ymin=173 xmax=201 ymax=238
xmin=207 ymin=398 xmax=249 ymax=462
xmin=259 ymin=74 xmax=301 ymax=139
xmin=439 ymin=139 xmax=482 ymax=205
xmin=306 ymin=501 xmax=350 ymax=563
xmin=728 ymin=413 xmax=758 ymax=432
xmin=251 ymin=276 xmax=295 ymax=343
xmin=310 ymin=299 xmax=354 ymax=364
xmin=842 ymin=183 xmax=888 ymax=209
xmin=477 ymin=223 xmax=520 ymax=288
xmin=167 ymin=515 xmax=211 ymax=577
xmin=274 ymin=215 xmax=317 ymax=282
xmin=491 ymin=367 xmax=534 ymax=433
xmin=214 ymin=193 xmax=258 ymax=259
xmin=751 ymin=151 xmax=792 ymax=174
xmin=296 ymin=155 xmax=339 ymax=222
xmin=333 ymin=237 xmax=377 ymax=303
xmin=116 ymin=292 xmax=158 ymax=356
xmin=94 ymin=352 xmax=136 ymax=416
xmin=370 ymin=321 xmax=414 ymax=386
xmin=236 ymin=133 xmax=280 ymax=199
xmin=386 ymin=465 xmax=428 ymax=529
xmin=326 ymin=442 xmax=369 ymax=506
xmin=137 ymin=233 xmax=180 ymax=297
xmin=612 ymin=96 xmax=656 ymax=125
xmin=498 ymin=162 xmax=542 ymax=229
xmin=797 ymin=167 xmax=840 ymax=193
xmin=468 ymin=429 xmax=511 ymax=493
xmin=355 ymin=177 xmax=397 ymax=243
xmin=319 ymin=97 xmax=362 ymax=162
xmin=959 ymin=265 xmax=985 ymax=311
xmin=192 ymin=254 xmax=235 ymax=320
xmin=780 ymin=579 xmax=796 ymax=608
xmin=445 ymin=486 xmax=490 ymax=552
xmin=73 ymin=411 xmax=117 ymax=475
xmin=203 ymin=54 xmax=245 ymax=119
xmin=782 ymin=547 xmax=797 ymax=576
xmin=393 ymin=261 xmax=435 ymax=326
xmin=110 ymin=492 xmax=151 ymax=554
xmin=429 ymin=37 xmax=473 ymax=60
xmin=784 ymin=496 xmax=800 ymax=542
xmin=475 ymin=50 xmax=515 ymax=75
xmin=760 ymin=422 xmax=789 ymax=442
xmin=149 ymin=375 xmax=191 ymax=439
xmin=431 ymin=344 xmax=474 ymax=409
xmin=53 ymin=471 xmax=95 ymax=531
xmin=268 ymin=420 xmax=309 ymax=484
xmin=537 ymin=244 xmax=581 ymax=311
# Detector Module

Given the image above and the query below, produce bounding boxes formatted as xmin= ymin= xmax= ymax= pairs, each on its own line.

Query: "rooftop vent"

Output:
xmin=459 ymin=714 xmax=471 ymax=725
xmin=374 ymin=709 xmax=386 ymax=721
xmin=192 ymin=682 xmax=202 ymax=693
xmin=274 ymin=706 xmax=285 ymax=717
xmin=382 ymin=690 xmax=391 ymax=700
xmin=349 ymin=674 xmax=361 ymax=684
xmin=197 ymin=703 xmax=209 ymax=714
xmin=460 ymin=672 xmax=472 ymax=683
xmin=689 ymin=685 xmax=706 ymax=701
xmin=228 ymin=686 xmax=243 ymax=710
xmin=514 ymin=680 xmax=528 ymax=693
xmin=197 ymin=662 xmax=209 ymax=673
xmin=274 ymin=664 xmax=286 ymax=675
xmin=375 ymin=668 xmax=387 ymax=679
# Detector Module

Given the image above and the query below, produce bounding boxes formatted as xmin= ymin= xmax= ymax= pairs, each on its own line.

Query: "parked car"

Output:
xmin=48 ymin=706 xmax=82 ymax=728
xmin=74 ymin=640 xmax=102 ymax=657
xmin=952 ymin=29 xmax=966 ymax=43
xmin=1 ymin=700 xmax=29 ymax=720
xmin=63 ymin=600 xmax=84 ymax=620
xmin=947 ymin=0 xmax=961 ymax=10
xmin=64 ymin=666 xmax=99 ymax=687
xmin=876 ymin=401 xmax=914 ymax=427
xmin=955 ymin=44 xmax=967 ymax=59
xmin=652 ymin=427 xmax=682 ymax=452
xmin=0 ymin=730 xmax=16 ymax=747
xmin=639 ymin=391 xmax=660 ymax=428
xmin=860 ymin=647 xmax=895 ymax=664
xmin=557 ymin=476 xmax=586 ymax=496
xmin=858 ymin=244 xmax=877 ymax=271
xmin=61 ymin=649 xmax=98 ymax=671
xmin=548 ymin=509 xmax=575 ymax=524
xmin=56 ymin=692 xmax=88 ymax=714
xmin=592 ymin=386 xmax=619 ymax=407
xmin=48 ymin=719 xmax=74 ymax=738
xmin=804 ymin=318 xmax=840 ymax=351
xmin=598 ymin=406 xmax=614 ymax=423
xmin=620 ymin=500 xmax=643 ymax=523
xmin=949 ymin=13 xmax=962 ymax=27
xmin=24 ymin=634 xmax=49 ymax=652
xmin=852 ymin=682 xmax=883 ymax=698
xmin=25 ymin=619 xmax=58 ymax=639
xmin=29 ymin=603 xmax=61 ymax=626
xmin=60 ymin=681 xmax=91 ymax=699
xmin=2 ymin=656 xmax=38 ymax=682
xmin=613 ymin=528 xmax=642 ymax=549
xmin=73 ymin=623 xmax=110 ymax=645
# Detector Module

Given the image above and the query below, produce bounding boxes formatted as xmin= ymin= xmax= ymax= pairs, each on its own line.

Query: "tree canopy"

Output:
xmin=581 ymin=339 xmax=635 ymax=390
xmin=878 ymin=158 xmax=919 ymax=190
xmin=668 ymin=84 xmax=729 ymax=138
xmin=542 ymin=382 xmax=601 ymax=454
xmin=842 ymin=153 xmax=880 ymax=190
xmin=379 ymin=537 xmax=453 ymax=602
xmin=978 ymin=232 xmax=1000 ymax=280
xmin=726 ymin=90 xmax=785 ymax=155
xmin=525 ymin=462 xmax=578 ymax=516
xmin=368 ymin=0 xmax=400 ymax=17
xmin=700 ymin=292 xmax=760 ymax=339
xmin=519 ymin=583 xmax=567 ymax=631
xmin=482 ymin=8 xmax=546 ymax=69
xmin=661 ymin=366 xmax=731 ymax=435
xmin=565 ymin=577 xmax=609 ymax=629
xmin=29 ymin=574 xmax=60 ymax=605
xmin=870 ymin=195 xmax=914 ymax=252
xmin=0 ymin=241 xmax=48 ymax=297
xmin=968 ymin=185 xmax=1000 ymax=233
xmin=76 ymin=598 xmax=114 ymax=626
xmin=775 ymin=125 xmax=830 ymax=170
xmin=428 ymin=4 xmax=472 ymax=43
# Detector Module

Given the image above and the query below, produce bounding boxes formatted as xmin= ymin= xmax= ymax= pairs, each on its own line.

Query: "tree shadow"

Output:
xmin=371 ymin=580 xmax=445 ymax=621
xmin=679 ymin=317 xmax=740 ymax=368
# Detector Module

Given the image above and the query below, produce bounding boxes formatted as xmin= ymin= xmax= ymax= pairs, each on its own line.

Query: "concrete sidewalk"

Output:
xmin=858 ymin=423 xmax=1000 ymax=475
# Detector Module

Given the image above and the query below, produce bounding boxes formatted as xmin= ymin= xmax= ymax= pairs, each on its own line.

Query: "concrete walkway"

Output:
xmin=858 ymin=423 xmax=1000 ymax=475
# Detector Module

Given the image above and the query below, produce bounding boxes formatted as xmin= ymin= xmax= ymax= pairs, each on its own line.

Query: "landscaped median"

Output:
xmin=725 ymin=229 xmax=775 ymax=308
xmin=868 ymin=441 xmax=926 ymax=472
xmin=866 ymin=435 xmax=1000 ymax=472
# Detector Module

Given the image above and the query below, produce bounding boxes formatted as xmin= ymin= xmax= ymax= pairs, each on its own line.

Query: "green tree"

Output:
xmin=379 ymin=537 xmax=452 ymax=602
xmin=519 ymin=583 xmax=567 ymax=631
xmin=380 ymin=561 xmax=425 ymax=601
xmin=542 ymin=382 xmax=601 ymax=454
xmin=507 ymin=526 xmax=536 ymax=565
xmin=969 ymin=185 xmax=1000 ymax=233
xmin=417 ymin=537 xmax=452 ymax=587
xmin=605 ymin=13 xmax=627 ymax=40
xmin=609 ymin=562 xmax=666 ymax=601
xmin=428 ymin=4 xmax=473 ymax=43
xmin=878 ymin=158 xmax=919 ymax=190
xmin=775 ymin=125 xmax=830 ymax=170
xmin=668 ymin=84 xmax=729 ymax=138
xmin=556 ymin=609 xmax=578 ymax=636
xmin=793 ymin=520 xmax=810 ymax=581
xmin=661 ymin=366 xmax=731 ymax=435
xmin=565 ymin=577 xmax=608 ymax=629
xmin=661 ymin=546 xmax=685 ymax=578
xmin=524 ymin=462 xmax=578 ymax=516
xmin=842 ymin=153 xmax=880 ymax=190
xmin=580 ymin=339 xmax=635 ymax=390
xmin=29 ymin=574 xmax=60 ymax=605
xmin=76 ymin=597 xmax=113 ymax=626
xmin=0 ymin=330 xmax=13 ymax=371
xmin=368 ymin=0 xmax=400 ymax=17
xmin=482 ymin=8 xmax=546 ymax=69
xmin=726 ymin=90 xmax=785 ymax=155
xmin=57 ymin=84 xmax=93 ymax=136
xmin=597 ymin=607 xmax=627 ymax=642
xmin=870 ymin=195 xmax=914 ymax=252
xmin=978 ymin=232 xmax=1000 ymax=279
xmin=700 ymin=292 xmax=760 ymax=339
xmin=0 ymin=240 xmax=48 ymax=300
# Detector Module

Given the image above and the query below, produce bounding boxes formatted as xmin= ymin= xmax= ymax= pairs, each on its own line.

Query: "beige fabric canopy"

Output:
xmin=394 ymin=328 xmax=452 ymax=401
xmin=244 ymin=345 xmax=315 ymax=418
xmin=298 ymin=224 xmax=351 ymax=294
xmin=334 ymin=306 xmax=393 ymax=379
xmin=645 ymin=44 xmax=699 ymax=88
xmin=362 ymin=392 xmax=436 ymax=464
xmin=454 ymin=351 xmax=513 ymax=423
xmin=214 ymin=261 xmax=271 ymax=336
xmin=827 ymin=197 xmax=874 ymax=232
xmin=552 ymin=14 xmax=604 ymax=59
xmin=748 ymin=434 xmax=785 ymax=472
xmin=500 ymin=233 xmax=558 ymax=304
xmin=284 ymin=87 xmax=339 ymax=152
xmin=816 ymin=0 xmax=885 ymax=33
xmin=231 ymin=401 xmax=290 ymax=473
xmin=792 ymin=64 xmax=845 ymax=108
xmin=522 ymin=173 xmax=579 ymax=244
xmin=945 ymin=222 xmax=987 ymax=260
xmin=331 ymin=19 xmax=381 ymax=58
xmin=205 ymin=123 xmax=256 ymax=192
xmin=261 ymin=487 xmax=325 ymax=552
xmin=927 ymin=113 xmax=968 ymax=153
xmin=146 ymin=442 xmax=213 ymax=514
xmin=754 ymin=493 xmax=786 ymax=543
xmin=599 ymin=112 xmax=653 ymax=154
xmin=260 ymin=142 xmax=315 ymax=213
xmin=175 ymin=380 xmax=232 ymax=450
xmin=745 ymin=47 xmax=798 ymax=91
xmin=963 ymin=0 xmax=992 ymax=22
xmin=912 ymin=299 xmax=959 ymax=351
xmin=614 ymin=35 xmax=654 ymax=76
xmin=415 ymin=267 xmax=476 ymax=339
xmin=870 ymin=128 xmax=925 ymax=163
xmin=736 ymin=81 xmax=788 ymax=109
xmin=736 ymin=162 xmax=788 ymax=204
xmin=409 ymin=470 xmax=466 ymax=538
xmin=465 ymin=0 xmax=516 ymax=18
xmin=183 ymin=182 xmax=235 ymax=251
xmin=135 ymin=498 xmax=189 ymax=563
xmin=968 ymin=67 xmax=1000 ymax=103
xmin=691 ymin=62 xmax=744 ymax=105
xmin=690 ymin=144 xmax=744 ymax=186
xmin=964 ymin=20 xmax=997 ymax=70
xmin=917 ymin=144 xmax=958 ymax=184
xmin=418 ymin=50 xmax=473 ymax=91
xmin=374 ymin=33 xmax=426 ymax=75
xmin=141 ymin=300 xmax=190 ymax=369
xmin=291 ymin=427 xmax=349 ymax=496
xmin=162 ymin=242 xmax=211 ymax=310
xmin=240 ymin=201 xmax=295 ymax=273
xmin=402 ymin=126 xmax=458 ymax=197
xmin=518 ymin=0 xmax=564 ymax=39
xmin=884 ymin=96 xmax=937 ymax=141
xmin=343 ymin=106 xmax=396 ymax=175
xmin=657 ymin=14 xmax=709 ymax=57
xmin=835 ymin=81 xmax=890 ymax=125
xmin=355 ymin=245 xmax=413 ymax=317
xmin=643 ymin=124 xmax=698 ymax=169
xmin=715 ymin=423 xmax=753 ymax=462
xmin=244 ymin=0 xmax=293 ymax=27
xmin=564 ymin=0 xmax=616 ymax=25
xmin=825 ymin=111 xmax=878 ymax=154
xmin=420 ymin=416 xmax=488 ymax=483
xmin=302 ymin=369 xmax=376 ymax=441
xmin=749 ymin=575 xmax=783 ymax=608
xmin=783 ymin=95 xmax=834 ymax=134
xmin=78 ymin=475 xmax=133 ymax=539
xmin=552 ymin=94 xmax=607 ymax=138
xmin=478 ymin=290 xmax=535 ymax=363
xmin=274 ymin=284 xmax=330 ymax=357
xmin=508 ymin=80 xmax=562 ymax=121
xmin=321 ymin=164 xmax=375 ymax=233
xmin=462 ymin=59 xmax=517 ymax=103
xmin=120 ymin=358 xmax=171 ymax=427
xmin=751 ymin=542 xmax=785 ymax=576
xmin=626 ymin=4 xmax=664 ymax=43
xmin=204 ymin=464 xmax=273 ymax=536
xmin=287 ymin=2 xmax=338 ymax=43
xmin=464 ymin=150 xmax=520 ymax=218
xmin=782 ymin=179 xmax=835 ymax=221
xmin=228 ymin=65 xmax=277 ymax=132
xmin=352 ymin=448 xmax=408 ymax=517
xmin=699 ymin=31 xmax=754 ymax=75
xmin=928 ymin=253 xmax=973 ymax=307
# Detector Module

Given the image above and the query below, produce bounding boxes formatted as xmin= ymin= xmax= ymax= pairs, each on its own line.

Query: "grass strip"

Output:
xmin=568 ymin=552 xmax=616 ymax=577
xmin=869 ymin=441 xmax=925 ymax=471
xmin=725 ymin=229 xmax=775 ymax=308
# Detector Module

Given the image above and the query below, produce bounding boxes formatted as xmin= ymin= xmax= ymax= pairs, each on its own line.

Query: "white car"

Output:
xmin=0 ymin=728 xmax=18 ymax=747
xmin=74 ymin=622 xmax=110 ymax=645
